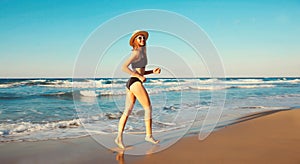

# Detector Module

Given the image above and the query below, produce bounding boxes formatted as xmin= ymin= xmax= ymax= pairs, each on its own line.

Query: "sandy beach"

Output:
xmin=1 ymin=109 xmax=300 ymax=164
xmin=136 ymin=109 xmax=300 ymax=164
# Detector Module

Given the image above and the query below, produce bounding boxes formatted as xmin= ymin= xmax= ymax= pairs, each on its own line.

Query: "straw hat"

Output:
xmin=129 ymin=30 xmax=149 ymax=46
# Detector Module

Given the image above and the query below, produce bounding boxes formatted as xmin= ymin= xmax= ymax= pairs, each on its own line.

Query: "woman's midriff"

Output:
xmin=133 ymin=68 xmax=145 ymax=76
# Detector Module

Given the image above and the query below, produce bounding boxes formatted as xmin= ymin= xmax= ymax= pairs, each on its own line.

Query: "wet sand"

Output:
xmin=1 ymin=109 xmax=300 ymax=164
xmin=136 ymin=109 xmax=300 ymax=164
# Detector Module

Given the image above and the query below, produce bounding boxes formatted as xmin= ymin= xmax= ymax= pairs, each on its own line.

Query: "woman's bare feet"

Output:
xmin=115 ymin=137 xmax=125 ymax=149
xmin=145 ymin=135 xmax=159 ymax=144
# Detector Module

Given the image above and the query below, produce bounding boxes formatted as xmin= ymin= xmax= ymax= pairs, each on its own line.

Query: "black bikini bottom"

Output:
xmin=126 ymin=77 xmax=142 ymax=90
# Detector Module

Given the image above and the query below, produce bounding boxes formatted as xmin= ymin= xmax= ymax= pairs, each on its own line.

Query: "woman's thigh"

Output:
xmin=129 ymin=82 xmax=151 ymax=108
xmin=125 ymin=89 xmax=136 ymax=108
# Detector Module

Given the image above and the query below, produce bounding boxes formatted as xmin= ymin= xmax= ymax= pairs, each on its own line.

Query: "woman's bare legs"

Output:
xmin=115 ymin=82 xmax=159 ymax=149
xmin=129 ymin=82 xmax=159 ymax=144
xmin=115 ymin=90 xmax=136 ymax=149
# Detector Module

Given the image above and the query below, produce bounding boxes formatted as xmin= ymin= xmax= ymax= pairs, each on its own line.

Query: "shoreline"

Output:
xmin=1 ymin=109 xmax=300 ymax=163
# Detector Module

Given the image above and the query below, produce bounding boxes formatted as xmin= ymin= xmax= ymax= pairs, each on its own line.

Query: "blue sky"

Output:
xmin=0 ymin=0 xmax=299 ymax=78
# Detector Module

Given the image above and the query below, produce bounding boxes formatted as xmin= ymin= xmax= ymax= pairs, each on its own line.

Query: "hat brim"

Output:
xmin=129 ymin=31 xmax=149 ymax=46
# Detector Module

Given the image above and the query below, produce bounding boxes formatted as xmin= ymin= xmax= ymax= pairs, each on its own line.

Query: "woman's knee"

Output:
xmin=123 ymin=91 xmax=135 ymax=116
xmin=144 ymin=106 xmax=152 ymax=120
xmin=123 ymin=109 xmax=132 ymax=117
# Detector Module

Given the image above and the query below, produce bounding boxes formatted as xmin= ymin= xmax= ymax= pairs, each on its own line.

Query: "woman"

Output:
xmin=115 ymin=30 xmax=161 ymax=149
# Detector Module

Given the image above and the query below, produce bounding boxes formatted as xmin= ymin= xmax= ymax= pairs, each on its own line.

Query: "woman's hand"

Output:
xmin=153 ymin=68 xmax=161 ymax=74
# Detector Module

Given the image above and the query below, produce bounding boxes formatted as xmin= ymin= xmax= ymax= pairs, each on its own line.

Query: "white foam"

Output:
xmin=265 ymin=94 xmax=300 ymax=99
xmin=14 ymin=124 xmax=28 ymax=133
xmin=198 ymin=78 xmax=220 ymax=84
xmin=0 ymin=84 xmax=13 ymax=88
xmin=97 ymin=90 xmax=126 ymax=96
xmin=240 ymin=106 xmax=291 ymax=110
xmin=289 ymin=79 xmax=300 ymax=83
xmin=235 ymin=84 xmax=275 ymax=89
xmin=28 ymin=79 xmax=46 ymax=83
xmin=223 ymin=78 xmax=300 ymax=85
xmin=227 ymin=79 xmax=264 ymax=84
xmin=0 ymin=119 xmax=82 ymax=137
xmin=39 ymin=80 xmax=125 ymax=89
xmin=191 ymin=86 xmax=229 ymax=90
xmin=79 ymin=90 xmax=99 ymax=97
xmin=155 ymin=121 xmax=176 ymax=126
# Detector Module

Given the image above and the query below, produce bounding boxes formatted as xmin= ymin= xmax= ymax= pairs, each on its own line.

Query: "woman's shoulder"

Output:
xmin=131 ymin=49 xmax=139 ymax=52
xmin=131 ymin=48 xmax=142 ymax=56
xmin=130 ymin=49 xmax=140 ymax=61
xmin=131 ymin=49 xmax=138 ymax=55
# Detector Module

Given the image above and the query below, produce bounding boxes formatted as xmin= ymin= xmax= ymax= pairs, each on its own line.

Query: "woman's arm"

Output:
xmin=122 ymin=51 xmax=145 ymax=81
xmin=144 ymin=70 xmax=153 ymax=75
xmin=144 ymin=68 xmax=161 ymax=76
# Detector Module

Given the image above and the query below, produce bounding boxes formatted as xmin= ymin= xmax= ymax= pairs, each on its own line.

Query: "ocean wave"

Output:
xmin=239 ymin=106 xmax=291 ymax=110
xmin=96 ymin=90 xmax=126 ymax=96
xmin=0 ymin=79 xmax=126 ymax=89
xmin=194 ymin=78 xmax=300 ymax=85
xmin=0 ymin=108 xmax=183 ymax=142
xmin=223 ymin=79 xmax=264 ymax=84
xmin=240 ymin=106 xmax=266 ymax=109
xmin=0 ymin=112 xmax=112 ymax=140
xmin=265 ymin=94 xmax=300 ymax=99
xmin=41 ymin=91 xmax=74 ymax=99
xmin=0 ymin=84 xmax=15 ymax=88
xmin=3 ymin=83 xmax=280 ymax=102
xmin=190 ymin=86 xmax=230 ymax=90
xmin=79 ymin=90 xmax=99 ymax=97
xmin=0 ymin=119 xmax=82 ymax=137
xmin=41 ymin=90 xmax=126 ymax=98
xmin=1 ymin=78 xmax=298 ymax=89
xmin=0 ymin=79 xmax=54 ymax=88
xmin=222 ymin=78 xmax=300 ymax=85
xmin=233 ymin=84 xmax=275 ymax=89
xmin=190 ymin=84 xmax=275 ymax=90
xmin=43 ymin=84 xmax=278 ymax=99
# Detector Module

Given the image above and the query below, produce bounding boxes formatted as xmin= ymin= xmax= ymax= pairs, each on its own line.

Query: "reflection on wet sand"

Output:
xmin=113 ymin=145 xmax=161 ymax=164
xmin=115 ymin=149 xmax=125 ymax=164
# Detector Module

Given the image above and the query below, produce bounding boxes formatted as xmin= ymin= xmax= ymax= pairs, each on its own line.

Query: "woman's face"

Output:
xmin=135 ymin=35 xmax=146 ymax=47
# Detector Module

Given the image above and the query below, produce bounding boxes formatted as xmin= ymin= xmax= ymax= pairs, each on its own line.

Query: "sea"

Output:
xmin=0 ymin=77 xmax=299 ymax=142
